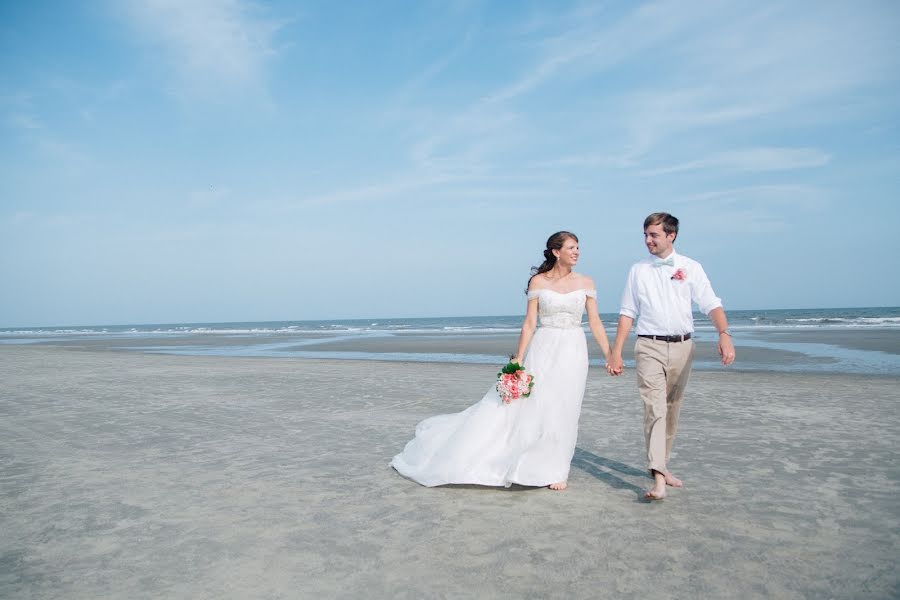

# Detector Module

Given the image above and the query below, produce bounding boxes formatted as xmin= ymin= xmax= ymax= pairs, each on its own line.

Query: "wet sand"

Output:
xmin=6 ymin=327 xmax=899 ymax=375
xmin=16 ymin=331 xmax=841 ymax=371
xmin=288 ymin=334 xmax=840 ymax=370
xmin=753 ymin=328 xmax=900 ymax=354
xmin=1 ymin=345 xmax=898 ymax=598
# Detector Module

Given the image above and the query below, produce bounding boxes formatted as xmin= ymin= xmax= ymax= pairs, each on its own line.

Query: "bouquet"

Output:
xmin=496 ymin=356 xmax=535 ymax=405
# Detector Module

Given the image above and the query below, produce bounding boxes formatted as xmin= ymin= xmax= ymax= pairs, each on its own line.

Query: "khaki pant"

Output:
xmin=634 ymin=337 xmax=695 ymax=474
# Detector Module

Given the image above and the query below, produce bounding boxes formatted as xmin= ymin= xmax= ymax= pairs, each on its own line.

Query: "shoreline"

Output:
xmin=3 ymin=325 xmax=899 ymax=376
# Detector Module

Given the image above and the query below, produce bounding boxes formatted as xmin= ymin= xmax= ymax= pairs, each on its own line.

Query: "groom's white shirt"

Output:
xmin=619 ymin=250 xmax=722 ymax=336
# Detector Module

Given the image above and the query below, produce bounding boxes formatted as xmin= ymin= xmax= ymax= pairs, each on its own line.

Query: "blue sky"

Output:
xmin=2 ymin=1 xmax=899 ymax=327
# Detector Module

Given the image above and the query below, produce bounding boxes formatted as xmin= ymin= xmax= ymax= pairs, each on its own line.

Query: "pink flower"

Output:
xmin=496 ymin=367 xmax=535 ymax=404
xmin=671 ymin=268 xmax=687 ymax=281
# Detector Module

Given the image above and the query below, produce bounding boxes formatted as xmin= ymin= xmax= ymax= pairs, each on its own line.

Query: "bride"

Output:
xmin=391 ymin=231 xmax=611 ymax=490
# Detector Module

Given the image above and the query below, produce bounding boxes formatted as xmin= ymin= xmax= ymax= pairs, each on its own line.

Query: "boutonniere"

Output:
xmin=671 ymin=268 xmax=687 ymax=281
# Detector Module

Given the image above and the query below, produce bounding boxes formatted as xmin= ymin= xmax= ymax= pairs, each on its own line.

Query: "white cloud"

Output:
xmin=121 ymin=0 xmax=285 ymax=94
xmin=323 ymin=1 xmax=898 ymax=211
xmin=466 ymin=1 xmax=898 ymax=170
xmin=394 ymin=1 xmax=770 ymax=177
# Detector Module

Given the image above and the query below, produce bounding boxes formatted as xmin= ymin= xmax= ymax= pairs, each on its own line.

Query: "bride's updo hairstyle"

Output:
xmin=525 ymin=231 xmax=578 ymax=293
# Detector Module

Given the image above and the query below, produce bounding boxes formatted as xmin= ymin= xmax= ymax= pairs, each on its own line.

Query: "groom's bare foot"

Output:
xmin=664 ymin=472 xmax=683 ymax=488
xmin=645 ymin=471 xmax=666 ymax=500
xmin=549 ymin=481 xmax=568 ymax=490
xmin=644 ymin=487 xmax=666 ymax=501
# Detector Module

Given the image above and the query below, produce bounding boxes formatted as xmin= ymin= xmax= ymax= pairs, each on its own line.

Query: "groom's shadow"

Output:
xmin=571 ymin=447 xmax=649 ymax=500
xmin=425 ymin=449 xmax=651 ymax=499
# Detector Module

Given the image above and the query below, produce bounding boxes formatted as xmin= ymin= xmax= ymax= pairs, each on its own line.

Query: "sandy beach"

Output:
xmin=2 ymin=344 xmax=899 ymax=599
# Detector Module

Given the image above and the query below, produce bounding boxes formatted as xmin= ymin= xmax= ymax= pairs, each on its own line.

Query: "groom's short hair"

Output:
xmin=644 ymin=212 xmax=679 ymax=240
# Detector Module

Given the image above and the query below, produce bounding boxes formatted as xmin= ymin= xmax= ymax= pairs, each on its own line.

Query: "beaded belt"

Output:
xmin=638 ymin=333 xmax=692 ymax=343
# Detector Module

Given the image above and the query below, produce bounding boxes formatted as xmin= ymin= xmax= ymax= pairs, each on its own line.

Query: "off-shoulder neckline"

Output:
xmin=529 ymin=288 xmax=596 ymax=295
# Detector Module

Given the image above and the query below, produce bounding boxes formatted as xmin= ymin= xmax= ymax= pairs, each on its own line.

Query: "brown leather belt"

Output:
xmin=638 ymin=333 xmax=692 ymax=343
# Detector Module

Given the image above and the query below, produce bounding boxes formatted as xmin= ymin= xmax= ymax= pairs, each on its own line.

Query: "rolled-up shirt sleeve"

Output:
xmin=619 ymin=265 xmax=640 ymax=319
xmin=692 ymin=264 xmax=723 ymax=315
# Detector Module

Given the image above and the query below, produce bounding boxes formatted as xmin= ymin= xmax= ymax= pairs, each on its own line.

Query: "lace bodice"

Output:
xmin=526 ymin=288 xmax=596 ymax=329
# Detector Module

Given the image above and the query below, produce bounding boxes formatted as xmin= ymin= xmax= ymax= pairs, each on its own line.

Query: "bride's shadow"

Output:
xmin=571 ymin=447 xmax=649 ymax=500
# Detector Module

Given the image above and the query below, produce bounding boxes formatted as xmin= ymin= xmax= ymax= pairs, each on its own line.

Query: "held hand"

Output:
xmin=718 ymin=334 xmax=736 ymax=366
xmin=606 ymin=354 xmax=625 ymax=376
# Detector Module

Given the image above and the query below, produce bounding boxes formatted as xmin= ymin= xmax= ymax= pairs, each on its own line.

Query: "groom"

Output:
xmin=607 ymin=212 xmax=735 ymax=500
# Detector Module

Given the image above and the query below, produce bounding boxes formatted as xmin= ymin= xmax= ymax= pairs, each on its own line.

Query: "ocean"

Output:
xmin=2 ymin=307 xmax=899 ymax=375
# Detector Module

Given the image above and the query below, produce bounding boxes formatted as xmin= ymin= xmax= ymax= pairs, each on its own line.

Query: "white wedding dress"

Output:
xmin=391 ymin=288 xmax=594 ymax=487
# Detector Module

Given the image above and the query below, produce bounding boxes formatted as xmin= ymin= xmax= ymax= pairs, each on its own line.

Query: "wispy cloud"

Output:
xmin=535 ymin=153 xmax=635 ymax=170
xmin=4 ymin=109 xmax=94 ymax=173
xmin=121 ymin=0 xmax=285 ymax=95
xmin=616 ymin=3 xmax=900 ymax=162
xmin=480 ymin=0 xmax=709 ymax=106
xmin=1 ymin=210 xmax=97 ymax=230
xmin=301 ymin=173 xmax=455 ymax=207
xmin=395 ymin=26 xmax=479 ymax=103
xmin=678 ymin=183 xmax=828 ymax=210
xmin=617 ymin=87 xmax=779 ymax=162
xmin=408 ymin=1 xmax=898 ymax=178
xmin=34 ymin=138 xmax=95 ymax=173
xmin=291 ymin=1 xmax=898 ymax=211
xmin=642 ymin=147 xmax=831 ymax=176
xmin=395 ymin=1 xmax=744 ymax=178
xmin=6 ymin=113 xmax=42 ymax=130
xmin=671 ymin=183 xmax=832 ymax=233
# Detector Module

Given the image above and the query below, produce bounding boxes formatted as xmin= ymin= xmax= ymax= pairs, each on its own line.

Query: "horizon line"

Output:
xmin=3 ymin=305 xmax=899 ymax=330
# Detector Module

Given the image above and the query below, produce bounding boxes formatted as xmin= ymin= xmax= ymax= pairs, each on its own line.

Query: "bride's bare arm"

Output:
xmin=514 ymin=295 xmax=539 ymax=364
xmin=582 ymin=276 xmax=609 ymax=359
xmin=585 ymin=294 xmax=610 ymax=359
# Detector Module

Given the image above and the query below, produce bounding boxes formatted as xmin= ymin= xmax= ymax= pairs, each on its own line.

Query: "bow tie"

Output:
xmin=653 ymin=257 xmax=675 ymax=267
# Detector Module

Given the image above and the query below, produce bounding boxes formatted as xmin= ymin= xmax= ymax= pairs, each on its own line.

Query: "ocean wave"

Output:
xmin=442 ymin=326 xmax=520 ymax=332
xmin=783 ymin=317 xmax=900 ymax=326
xmin=1 ymin=325 xmax=526 ymax=337
xmin=1 ymin=328 xmax=114 ymax=336
xmin=5 ymin=309 xmax=900 ymax=338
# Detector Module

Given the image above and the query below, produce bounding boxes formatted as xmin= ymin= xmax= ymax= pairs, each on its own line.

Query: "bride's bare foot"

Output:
xmin=549 ymin=481 xmax=568 ymax=490
xmin=664 ymin=472 xmax=683 ymax=488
